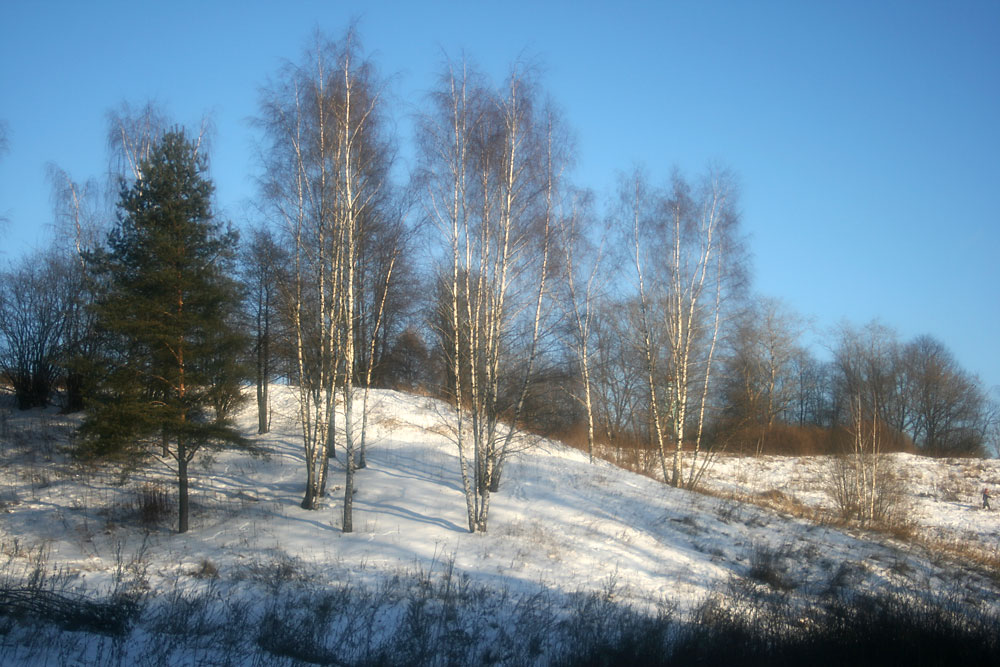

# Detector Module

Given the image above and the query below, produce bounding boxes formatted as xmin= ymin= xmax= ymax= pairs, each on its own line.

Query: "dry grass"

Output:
xmin=921 ymin=536 xmax=1000 ymax=581
xmin=752 ymin=488 xmax=816 ymax=518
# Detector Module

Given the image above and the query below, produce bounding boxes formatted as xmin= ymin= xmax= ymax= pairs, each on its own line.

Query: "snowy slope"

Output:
xmin=2 ymin=385 xmax=999 ymax=622
xmin=704 ymin=450 xmax=1000 ymax=566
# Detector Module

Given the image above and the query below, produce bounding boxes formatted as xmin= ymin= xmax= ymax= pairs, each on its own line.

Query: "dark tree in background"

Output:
xmin=81 ymin=129 xmax=250 ymax=533
xmin=240 ymin=225 xmax=288 ymax=435
xmin=904 ymin=334 xmax=990 ymax=456
xmin=0 ymin=252 xmax=74 ymax=409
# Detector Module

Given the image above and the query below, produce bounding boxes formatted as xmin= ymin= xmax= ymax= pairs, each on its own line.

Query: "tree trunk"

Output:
xmin=178 ymin=443 xmax=189 ymax=533
xmin=63 ymin=370 xmax=85 ymax=413
xmin=256 ymin=378 xmax=268 ymax=435
xmin=256 ymin=302 xmax=270 ymax=434
xmin=343 ymin=436 xmax=355 ymax=533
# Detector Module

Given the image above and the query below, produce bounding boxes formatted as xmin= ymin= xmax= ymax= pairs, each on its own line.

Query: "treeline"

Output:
xmin=0 ymin=28 xmax=995 ymax=533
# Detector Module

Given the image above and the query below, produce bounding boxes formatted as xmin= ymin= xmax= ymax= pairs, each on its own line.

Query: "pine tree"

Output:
xmin=81 ymin=129 xmax=250 ymax=533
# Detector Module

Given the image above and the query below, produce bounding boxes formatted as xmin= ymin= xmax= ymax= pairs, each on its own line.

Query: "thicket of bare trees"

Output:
xmin=0 ymin=253 xmax=77 ymax=409
xmin=711 ymin=317 xmax=994 ymax=458
xmin=0 ymin=102 xmax=178 ymax=413
xmin=832 ymin=323 xmax=992 ymax=456
xmin=718 ymin=297 xmax=807 ymax=454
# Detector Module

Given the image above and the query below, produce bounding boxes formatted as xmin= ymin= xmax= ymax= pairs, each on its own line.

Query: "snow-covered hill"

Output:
xmin=2 ymin=386 xmax=999 ymax=664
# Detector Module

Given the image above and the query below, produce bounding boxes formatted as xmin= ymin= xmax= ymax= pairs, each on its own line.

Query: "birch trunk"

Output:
xmin=629 ymin=175 xmax=670 ymax=485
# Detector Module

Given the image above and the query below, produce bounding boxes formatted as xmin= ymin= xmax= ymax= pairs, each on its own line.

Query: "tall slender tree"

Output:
xmin=81 ymin=129 xmax=249 ymax=534
xmin=719 ymin=296 xmax=806 ymax=453
xmin=256 ymin=29 xmax=395 ymax=531
xmin=241 ymin=226 xmax=288 ymax=434
xmin=555 ymin=188 xmax=607 ymax=463
xmin=419 ymin=58 xmax=563 ymax=532
xmin=623 ymin=167 xmax=745 ymax=488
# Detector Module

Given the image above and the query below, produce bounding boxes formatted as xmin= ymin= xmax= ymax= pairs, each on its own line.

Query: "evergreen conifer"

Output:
xmin=82 ymin=129 xmax=250 ymax=533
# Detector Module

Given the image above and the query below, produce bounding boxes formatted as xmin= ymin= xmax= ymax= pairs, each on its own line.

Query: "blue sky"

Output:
xmin=2 ymin=0 xmax=998 ymax=390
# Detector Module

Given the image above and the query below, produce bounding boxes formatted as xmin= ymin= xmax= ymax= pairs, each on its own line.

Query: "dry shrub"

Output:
xmin=936 ymin=540 xmax=1000 ymax=580
xmin=829 ymin=423 xmax=915 ymax=455
xmin=746 ymin=542 xmax=796 ymax=590
xmin=824 ymin=455 xmax=909 ymax=531
xmin=754 ymin=489 xmax=817 ymax=520
xmin=551 ymin=422 xmax=589 ymax=452
xmin=725 ymin=424 xmax=832 ymax=456
xmin=764 ymin=424 xmax=832 ymax=455
xmin=131 ymin=483 xmax=173 ymax=527
xmin=592 ymin=435 xmax=660 ymax=478
xmin=552 ymin=424 xmax=662 ymax=478
xmin=193 ymin=558 xmax=219 ymax=579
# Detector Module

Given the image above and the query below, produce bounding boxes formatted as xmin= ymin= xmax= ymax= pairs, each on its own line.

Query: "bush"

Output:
xmin=824 ymin=453 xmax=908 ymax=528
xmin=747 ymin=542 xmax=796 ymax=591
xmin=0 ymin=547 xmax=142 ymax=637
xmin=671 ymin=588 xmax=1000 ymax=666
xmin=131 ymin=483 xmax=173 ymax=527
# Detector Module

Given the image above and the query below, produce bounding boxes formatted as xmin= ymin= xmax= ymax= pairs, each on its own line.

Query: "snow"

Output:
xmin=2 ymin=385 xmax=1000 ymax=655
xmin=703 ymin=451 xmax=1000 ymax=564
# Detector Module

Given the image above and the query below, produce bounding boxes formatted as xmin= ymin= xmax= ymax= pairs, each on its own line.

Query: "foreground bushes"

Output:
xmin=1 ymin=559 xmax=997 ymax=666
xmin=670 ymin=585 xmax=1000 ymax=666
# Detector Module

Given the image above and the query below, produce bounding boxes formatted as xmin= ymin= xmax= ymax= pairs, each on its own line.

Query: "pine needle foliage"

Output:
xmin=80 ymin=129 xmax=251 ymax=532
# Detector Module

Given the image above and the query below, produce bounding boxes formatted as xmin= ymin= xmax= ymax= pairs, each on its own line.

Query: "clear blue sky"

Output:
xmin=2 ymin=0 xmax=998 ymax=390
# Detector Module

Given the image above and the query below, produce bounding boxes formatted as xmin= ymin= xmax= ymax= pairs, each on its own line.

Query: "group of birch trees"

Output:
xmin=550 ymin=168 xmax=748 ymax=489
xmin=256 ymin=30 xmax=404 ymax=531
xmin=416 ymin=60 xmax=568 ymax=532
xmin=621 ymin=169 xmax=745 ymax=488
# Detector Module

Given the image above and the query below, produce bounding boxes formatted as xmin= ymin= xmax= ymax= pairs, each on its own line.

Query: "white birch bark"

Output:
xmin=422 ymin=62 xmax=556 ymax=532
xmin=558 ymin=193 xmax=605 ymax=463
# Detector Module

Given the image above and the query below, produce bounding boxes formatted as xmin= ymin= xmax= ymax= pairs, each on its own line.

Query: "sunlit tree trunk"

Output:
xmin=558 ymin=192 xmax=605 ymax=464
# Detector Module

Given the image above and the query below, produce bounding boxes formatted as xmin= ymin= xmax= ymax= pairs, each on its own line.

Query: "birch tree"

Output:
xmin=45 ymin=166 xmax=105 ymax=412
xmin=257 ymin=29 xmax=393 ymax=531
xmin=106 ymin=101 xmax=213 ymax=185
xmin=555 ymin=189 xmax=608 ymax=462
xmin=419 ymin=59 xmax=562 ymax=532
xmin=624 ymin=167 xmax=744 ymax=488
xmin=418 ymin=58 xmax=479 ymax=531
xmin=827 ymin=395 xmax=905 ymax=526
xmin=257 ymin=43 xmax=336 ymax=511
